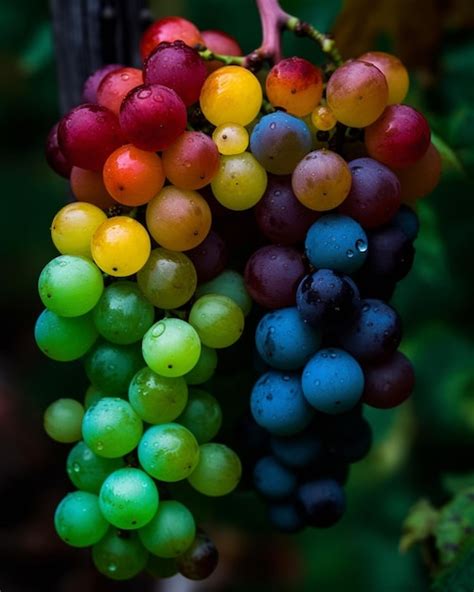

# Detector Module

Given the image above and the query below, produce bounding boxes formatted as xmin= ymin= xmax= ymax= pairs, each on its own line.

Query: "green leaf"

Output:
xmin=443 ymin=473 xmax=474 ymax=496
xmin=400 ymin=499 xmax=439 ymax=553
xmin=432 ymin=540 xmax=474 ymax=592
xmin=435 ymin=487 xmax=474 ymax=566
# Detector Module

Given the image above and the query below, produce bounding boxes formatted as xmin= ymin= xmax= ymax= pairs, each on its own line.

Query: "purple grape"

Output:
xmin=362 ymin=351 xmax=415 ymax=409
xmin=297 ymin=479 xmax=346 ymax=528
xmin=186 ymin=230 xmax=228 ymax=283
xmin=82 ymin=64 xmax=123 ymax=103
xmin=45 ymin=123 xmax=71 ymax=178
xmin=176 ymin=529 xmax=219 ymax=581
xmin=363 ymin=226 xmax=415 ymax=281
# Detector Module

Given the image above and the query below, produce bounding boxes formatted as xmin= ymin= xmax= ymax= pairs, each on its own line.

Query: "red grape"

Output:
xmin=45 ymin=123 xmax=71 ymax=178
xmin=82 ymin=64 xmax=123 ymax=103
xmin=396 ymin=142 xmax=442 ymax=202
xmin=140 ymin=16 xmax=203 ymax=60
xmin=201 ymin=29 xmax=242 ymax=72
xmin=97 ymin=67 xmax=144 ymax=115
xmin=362 ymin=351 xmax=415 ymax=408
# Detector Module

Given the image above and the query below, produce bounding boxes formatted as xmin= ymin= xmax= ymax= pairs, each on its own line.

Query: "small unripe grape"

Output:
xmin=187 ymin=443 xmax=242 ymax=497
xmin=189 ymin=294 xmax=244 ymax=349
xmin=51 ymin=202 xmax=107 ymax=259
xmin=92 ymin=529 xmax=148 ymax=580
xmin=70 ymin=167 xmax=116 ymax=209
xmin=35 ymin=310 xmax=98 ymax=361
xmin=67 ymin=441 xmax=124 ymax=493
xmin=212 ymin=123 xmax=249 ymax=155
xmin=184 ymin=345 xmax=218 ymax=385
xmin=55 ymin=491 xmax=109 ymax=547
xmin=44 ymin=398 xmax=84 ymax=443
xmin=358 ymin=51 xmax=409 ymax=104
xmin=97 ymin=67 xmax=143 ymax=115
xmin=91 ymin=216 xmax=151 ymax=277
xmin=196 ymin=270 xmax=252 ymax=316
xmin=326 ymin=60 xmax=388 ymax=128
xmin=177 ymin=388 xmax=222 ymax=443
xmin=311 ymin=105 xmax=337 ymax=131
xmin=200 ymin=65 xmax=262 ymax=126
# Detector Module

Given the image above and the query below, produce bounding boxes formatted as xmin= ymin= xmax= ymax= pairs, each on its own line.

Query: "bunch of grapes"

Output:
xmin=40 ymin=10 xmax=441 ymax=583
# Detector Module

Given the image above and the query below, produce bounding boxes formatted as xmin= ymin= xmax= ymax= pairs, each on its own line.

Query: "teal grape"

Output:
xmin=44 ymin=398 xmax=84 ymax=443
xmin=184 ymin=345 xmax=218 ymax=385
xmin=177 ymin=388 xmax=222 ymax=443
xmin=84 ymin=341 xmax=143 ymax=395
xmin=54 ymin=491 xmax=109 ymax=547
xmin=92 ymin=529 xmax=149 ymax=580
xmin=196 ymin=270 xmax=252 ymax=316
xmin=66 ymin=441 xmax=125 ymax=493
xmin=187 ymin=443 xmax=242 ymax=497
xmin=188 ymin=294 xmax=244 ymax=349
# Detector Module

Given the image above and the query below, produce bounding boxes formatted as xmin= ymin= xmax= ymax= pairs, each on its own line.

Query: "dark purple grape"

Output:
xmin=362 ymin=351 xmax=415 ymax=409
xmin=255 ymin=176 xmax=319 ymax=245
xmin=176 ymin=530 xmax=219 ymax=581
xmin=186 ymin=230 xmax=228 ymax=283
xmin=268 ymin=502 xmax=306 ymax=533
xmin=363 ymin=226 xmax=415 ymax=281
xmin=297 ymin=479 xmax=346 ymax=528
xmin=323 ymin=415 xmax=372 ymax=464
xmin=338 ymin=298 xmax=402 ymax=362
xmin=244 ymin=245 xmax=306 ymax=309
xmin=82 ymin=64 xmax=123 ymax=103
xmin=45 ymin=123 xmax=72 ymax=178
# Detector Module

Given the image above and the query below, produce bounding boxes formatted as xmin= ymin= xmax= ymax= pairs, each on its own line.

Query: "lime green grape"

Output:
xmin=35 ymin=309 xmax=98 ymax=361
xmin=138 ymin=423 xmax=200 ymax=482
xmin=84 ymin=384 xmax=106 ymax=409
xmin=177 ymin=388 xmax=222 ymax=443
xmin=188 ymin=295 xmax=244 ymax=349
xmin=93 ymin=281 xmax=155 ymax=344
xmin=187 ymin=443 xmax=242 ymax=497
xmin=184 ymin=345 xmax=218 ymax=385
xmin=212 ymin=123 xmax=249 ymax=155
xmin=142 ymin=319 xmax=201 ymax=378
xmin=92 ymin=529 xmax=148 ymax=580
xmin=54 ymin=491 xmax=108 ymax=547
xmin=67 ymin=441 xmax=124 ymax=493
xmin=84 ymin=341 xmax=143 ymax=395
xmin=196 ymin=270 xmax=252 ymax=316
xmin=129 ymin=367 xmax=188 ymax=424
xmin=82 ymin=397 xmax=143 ymax=458
xmin=99 ymin=468 xmax=159 ymax=530
xmin=38 ymin=255 xmax=104 ymax=317
xmin=211 ymin=152 xmax=267 ymax=211
xmin=139 ymin=500 xmax=195 ymax=558
xmin=44 ymin=398 xmax=84 ymax=443
xmin=147 ymin=555 xmax=178 ymax=578
xmin=137 ymin=248 xmax=197 ymax=310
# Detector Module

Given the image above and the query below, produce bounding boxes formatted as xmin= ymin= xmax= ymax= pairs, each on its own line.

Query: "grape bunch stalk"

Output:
xmin=39 ymin=0 xmax=441 ymax=582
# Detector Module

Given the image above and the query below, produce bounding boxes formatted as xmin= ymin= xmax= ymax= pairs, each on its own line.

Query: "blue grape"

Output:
xmin=253 ymin=456 xmax=297 ymax=500
xmin=270 ymin=430 xmax=323 ymax=469
xmin=268 ymin=502 xmax=305 ymax=533
xmin=391 ymin=204 xmax=420 ymax=241
xmin=255 ymin=307 xmax=321 ymax=370
xmin=297 ymin=478 xmax=346 ymax=528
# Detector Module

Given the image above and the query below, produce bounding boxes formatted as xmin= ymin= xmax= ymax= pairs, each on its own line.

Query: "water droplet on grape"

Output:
xmin=72 ymin=462 xmax=81 ymax=473
xmin=346 ymin=249 xmax=354 ymax=258
xmin=96 ymin=441 xmax=104 ymax=451
xmin=108 ymin=563 xmax=118 ymax=573
xmin=138 ymin=89 xmax=152 ymax=99
xmin=152 ymin=323 xmax=166 ymax=338
xmin=356 ymin=239 xmax=368 ymax=253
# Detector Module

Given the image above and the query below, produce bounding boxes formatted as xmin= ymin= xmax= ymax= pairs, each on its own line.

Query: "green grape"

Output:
xmin=84 ymin=384 xmax=106 ymax=409
xmin=210 ymin=152 xmax=267 ymax=211
xmin=93 ymin=281 xmax=155 ymax=345
xmin=44 ymin=398 xmax=84 ymax=443
xmin=184 ymin=345 xmax=218 ymax=385
xmin=138 ymin=423 xmax=199 ymax=482
xmin=38 ymin=255 xmax=104 ymax=317
xmin=139 ymin=500 xmax=195 ymax=558
xmin=54 ymin=491 xmax=108 ymax=547
xmin=142 ymin=319 xmax=201 ymax=378
xmin=177 ymin=388 xmax=222 ymax=443
xmin=92 ymin=529 xmax=148 ymax=580
xmin=137 ymin=248 xmax=197 ymax=309
xmin=84 ymin=341 xmax=143 ymax=395
xmin=129 ymin=367 xmax=188 ymax=424
xmin=35 ymin=309 xmax=98 ymax=361
xmin=99 ymin=468 xmax=159 ymax=530
xmin=187 ymin=443 xmax=242 ymax=497
xmin=147 ymin=555 xmax=178 ymax=579
xmin=188 ymin=295 xmax=244 ymax=349
xmin=66 ymin=441 xmax=124 ymax=493
xmin=82 ymin=397 xmax=143 ymax=458
xmin=195 ymin=270 xmax=252 ymax=316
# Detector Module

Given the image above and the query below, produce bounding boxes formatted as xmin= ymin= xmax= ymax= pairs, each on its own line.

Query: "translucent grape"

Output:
xmin=97 ymin=67 xmax=144 ymax=115
xmin=186 ymin=230 xmax=228 ymax=283
xmin=311 ymin=105 xmax=337 ymax=131
xmin=200 ymin=66 xmax=262 ymax=126
xmin=142 ymin=318 xmax=201 ymax=378
xmin=146 ymin=186 xmax=212 ymax=251
xmin=44 ymin=398 xmax=84 ymax=443
xmin=92 ymin=529 xmax=149 ymax=580
xmin=93 ymin=281 xmax=155 ymax=345
xmin=129 ymin=367 xmax=188 ymax=424
xmin=212 ymin=123 xmax=249 ymax=155
xmin=291 ymin=149 xmax=352 ymax=211
xmin=396 ymin=142 xmax=442 ymax=202
xmin=201 ymin=29 xmax=242 ymax=72
xmin=54 ymin=491 xmax=108 ymax=547
xmin=144 ymin=41 xmax=207 ymax=107
xmin=195 ymin=270 xmax=252 ymax=316
xmin=176 ymin=530 xmax=219 ymax=580
xmin=99 ymin=467 xmax=159 ymax=529
xmin=211 ymin=152 xmax=267 ymax=210
xmin=358 ymin=51 xmax=409 ymax=104
xmin=140 ymin=16 xmax=203 ymax=60
xmin=138 ymin=423 xmax=200 ymax=481
xmin=162 ymin=131 xmax=220 ymax=190
xmin=137 ymin=248 xmax=197 ymax=309
xmin=139 ymin=500 xmax=196 ymax=558
xmin=67 ymin=441 xmax=124 ymax=493
xmin=187 ymin=443 xmax=241 ymax=496
xmin=103 ymin=144 xmax=165 ymax=206
xmin=45 ymin=123 xmax=71 ymax=178
xmin=177 ymin=388 xmax=222 ymax=443
xmin=365 ymin=105 xmax=431 ymax=169
xmin=38 ymin=255 xmax=104 ymax=317
xmin=119 ymin=84 xmax=187 ymax=152
xmin=266 ymin=57 xmax=323 ymax=117
xmin=188 ymin=294 xmax=244 ymax=349
xmin=91 ymin=216 xmax=151 ymax=277
xmin=82 ymin=397 xmax=143 ymax=458
xmin=84 ymin=341 xmax=143 ymax=395
xmin=35 ymin=309 xmax=98 ymax=361
xmin=326 ymin=60 xmax=388 ymax=128
xmin=184 ymin=345 xmax=218 ymax=385
xmin=82 ymin=63 xmax=122 ymax=103
xmin=70 ymin=167 xmax=116 ymax=209
xmin=250 ymin=111 xmax=312 ymax=175
xmin=58 ymin=104 xmax=124 ymax=171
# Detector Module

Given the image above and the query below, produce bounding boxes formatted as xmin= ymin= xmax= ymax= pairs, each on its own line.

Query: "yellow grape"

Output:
xmin=358 ymin=51 xmax=409 ymax=105
xmin=51 ymin=202 xmax=107 ymax=259
xmin=311 ymin=105 xmax=337 ymax=131
xmin=212 ymin=123 xmax=249 ymax=155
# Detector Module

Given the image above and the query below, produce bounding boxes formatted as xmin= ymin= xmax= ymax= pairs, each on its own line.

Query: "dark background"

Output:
xmin=1 ymin=0 xmax=474 ymax=590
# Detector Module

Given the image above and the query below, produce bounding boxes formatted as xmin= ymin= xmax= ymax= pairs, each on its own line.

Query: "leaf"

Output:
xmin=435 ymin=487 xmax=474 ymax=566
xmin=443 ymin=473 xmax=474 ymax=496
xmin=400 ymin=499 xmax=439 ymax=553
xmin=432 ymin=540 xmax=474 ymax=592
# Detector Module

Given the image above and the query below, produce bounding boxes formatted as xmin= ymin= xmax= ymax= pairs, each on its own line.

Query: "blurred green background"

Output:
xmin=1 ymin=0 xmax=474 ymax=591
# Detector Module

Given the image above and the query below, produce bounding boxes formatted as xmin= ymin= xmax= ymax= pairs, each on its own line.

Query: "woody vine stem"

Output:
xmin=199 ymin=0 xmax=343 ymax=69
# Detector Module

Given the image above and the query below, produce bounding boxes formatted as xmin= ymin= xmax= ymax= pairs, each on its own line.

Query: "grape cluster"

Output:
xmin=40 ymin=12 xmax=440 ymax=583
